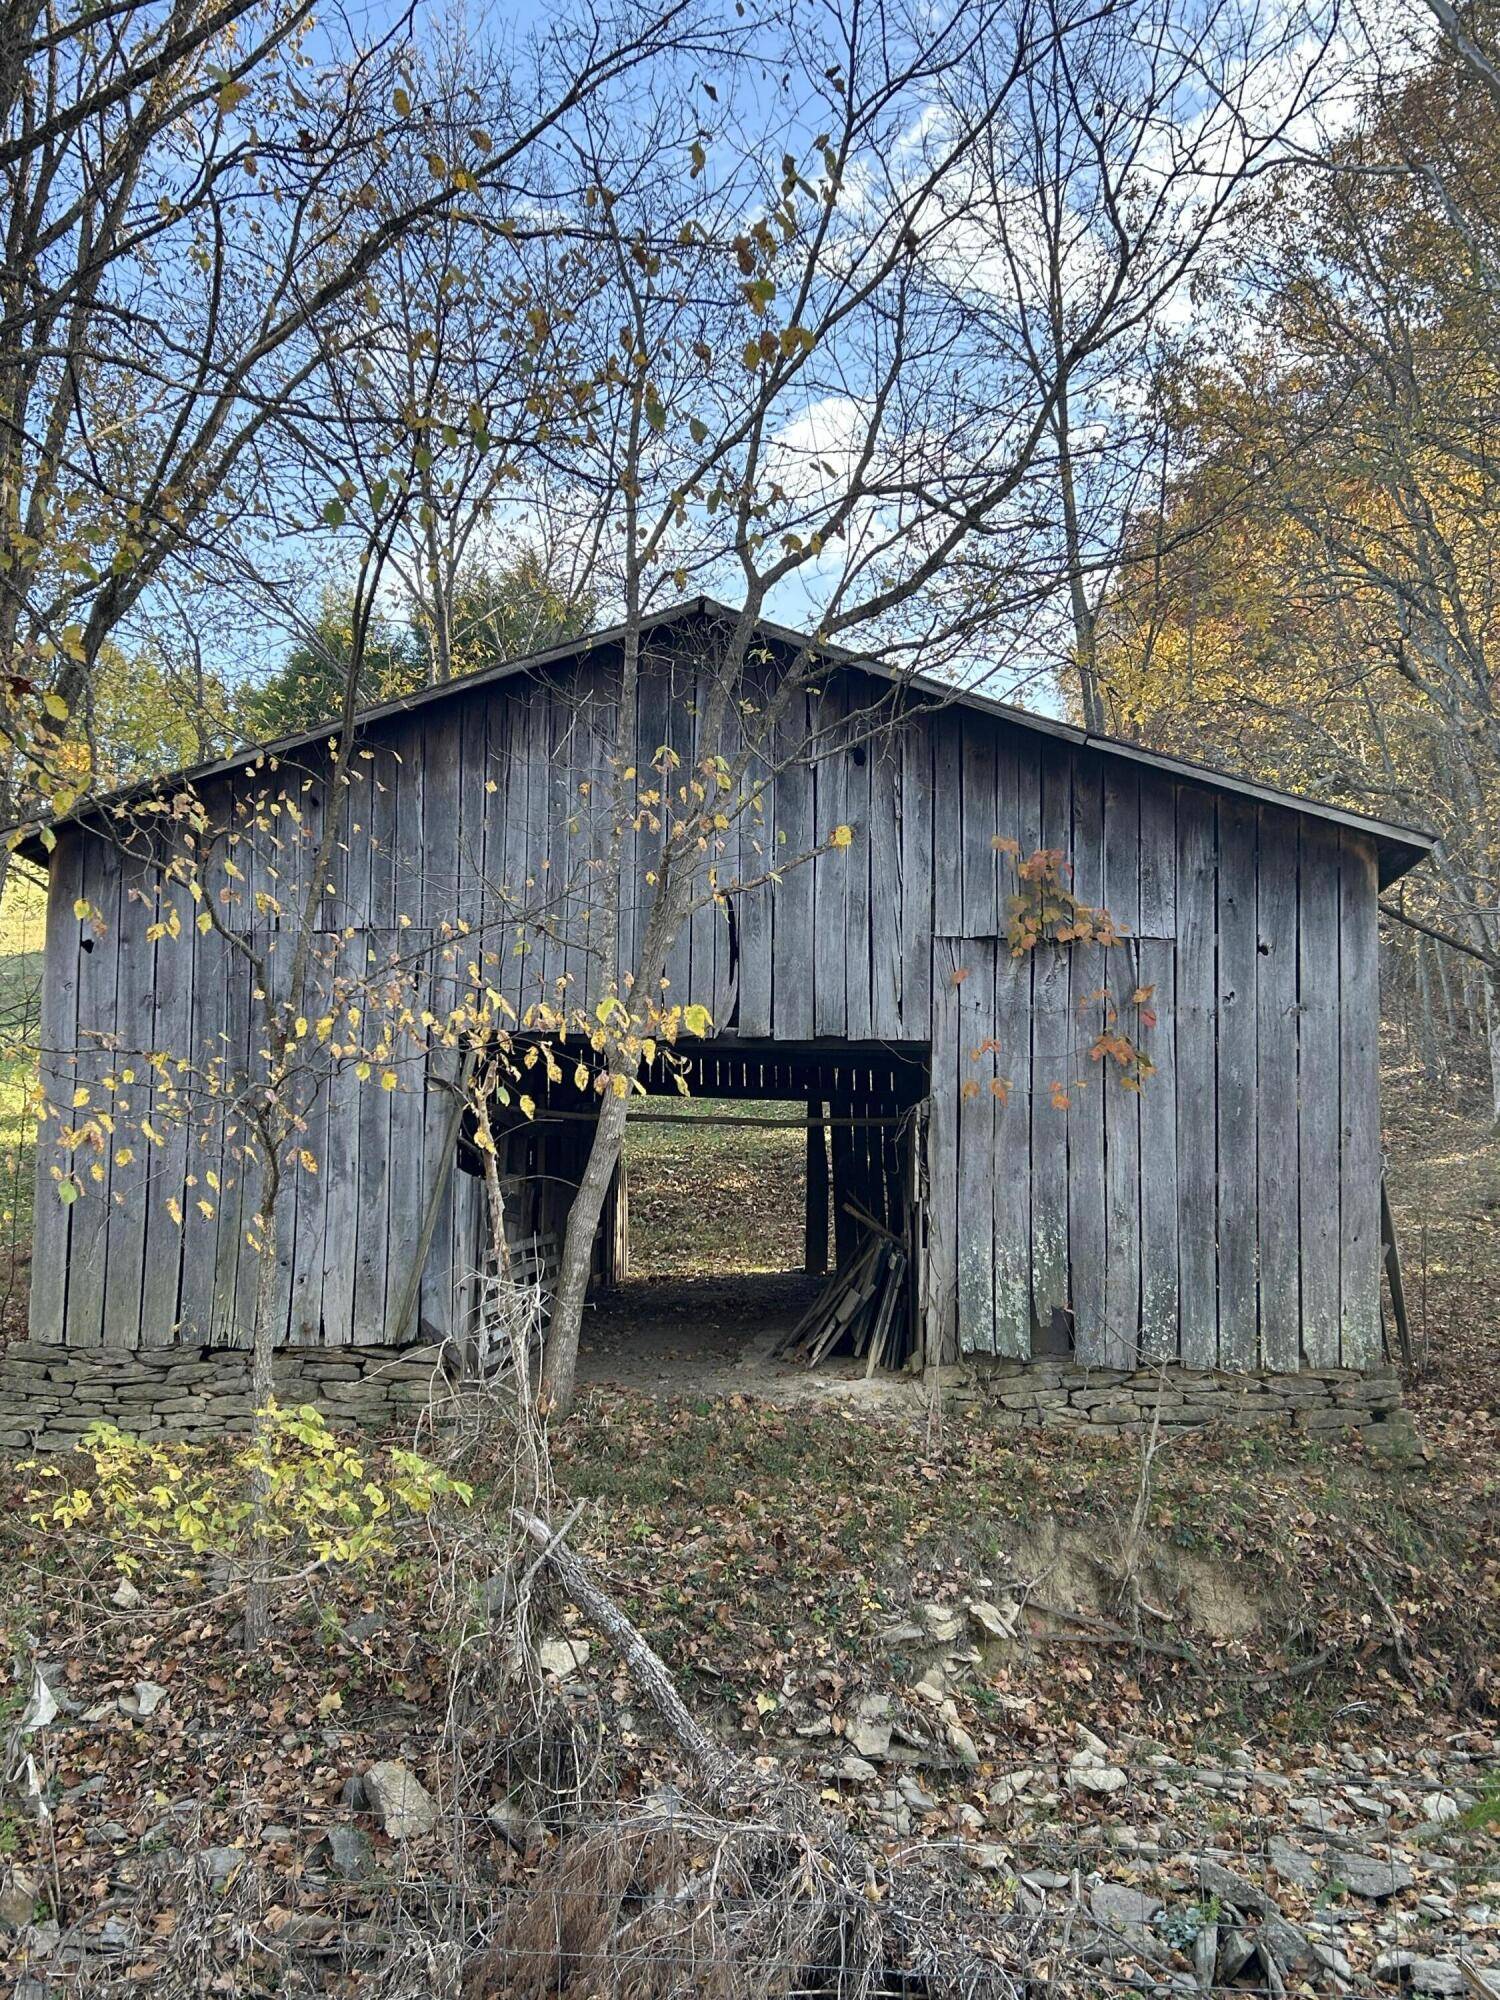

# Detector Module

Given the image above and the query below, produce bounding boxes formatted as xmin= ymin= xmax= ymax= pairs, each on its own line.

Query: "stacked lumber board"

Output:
xmin=775 ymin=1226 xmax=910 ymax=1374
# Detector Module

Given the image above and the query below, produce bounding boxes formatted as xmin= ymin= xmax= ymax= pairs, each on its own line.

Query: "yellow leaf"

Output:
xmin=829 ymin=824 xmax=853 ymax=848
xmin=72 ymin=1087 xmax=90 ymax=1108
xmin=380 ymin=1069 xmax=397 ymax=1090
xmin=43 ymin=690 xmax=69 ymax=721
xmin=73 ymin=898 xmax=90 ymax=920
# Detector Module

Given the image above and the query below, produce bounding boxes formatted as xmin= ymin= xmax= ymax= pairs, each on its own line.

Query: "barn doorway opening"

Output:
xmin=576 ymin=1040 xmax=931 ymax=1391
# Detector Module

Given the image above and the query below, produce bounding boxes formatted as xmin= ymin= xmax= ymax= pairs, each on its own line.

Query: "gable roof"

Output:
xmin=14 ymin=596 xmax=1433 ymax=886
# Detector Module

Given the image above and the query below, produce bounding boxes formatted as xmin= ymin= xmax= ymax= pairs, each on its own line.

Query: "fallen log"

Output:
xmin=460 ymin=1509 xmax=1037 ymax=2000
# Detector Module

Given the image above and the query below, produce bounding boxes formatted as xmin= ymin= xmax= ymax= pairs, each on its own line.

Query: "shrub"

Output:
xmin=26 ymin=1401 xmax=472 ymax=1574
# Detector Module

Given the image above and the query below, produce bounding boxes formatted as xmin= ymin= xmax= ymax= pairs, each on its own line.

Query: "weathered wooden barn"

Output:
xmin=22 ymin=599 xmax=1430 ymax=1379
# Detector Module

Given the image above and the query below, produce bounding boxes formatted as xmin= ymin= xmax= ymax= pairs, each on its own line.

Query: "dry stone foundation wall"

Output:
xmin=949 ymin=1359 xmax=1403 ymax=1431
xmin=0 ymin=1342 xmax=459 ymax=1450
xmin=0 ymin=1342 xmax=1403 ymax=1449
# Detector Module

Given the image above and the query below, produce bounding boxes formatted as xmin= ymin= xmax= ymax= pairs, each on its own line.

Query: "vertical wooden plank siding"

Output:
xmin=899 ymin=710 xmax=933 ymax=1034
xmin=960 ymin=723 xmax=998 ymax=935
xmin=1136 ymin=777 xmax=1179 ymax=1361
xmin=1256 ymin=809 xmax=1301 ymax=1370
xmin=320 ymin=936 xmax=361 ymax=1346
xmin=66 ymin=833 xmax=124 ymax=1347
xmin=1029 ymin=743 xmax=1072 ymax=1340
xmin=735 ymin=698 xmax=775 ymax=1037
xmin=926 ymin=937 xmax=962 ymax=1365
xmin=1216 ymin=796 xmax=1259 ymax=1371
xmin=661 ymin=660 xmax=694 ymax=1011
xmin=843 ymin=717 xmax=873 ymax=1038
xmin=99 ymin=846 xmax=157 ymax=1347
xmin=867 ymin=727 xmax=903 ymax=1038
xmin=770 ymin=688 xmax=814 ymax=1039
xmin=29 ymin=829 xmax=84 ymax=1342
xmin=209 ymin=920 xmax=254 ymax=1346
xmin=1102 ymin=766 xmax=1141 ymax=1367
xmin=1066 ymin=757 xmax=1109 ymax=1363
xmin=931 ymin=708 xmax=964 ymax=937
xmin=955 ymin=937 xmax=997 ymax=1354
xmin=1175 ymin=787 xmax=1218 ymax=1368
xmin=139 ymin=863 xmax=196 ymax=1345
xmin=991 ymin=737 xmax=1032 ymax=1357
xmin=1339 ymin=832 xmax=1382 ymax=1365
xmin=812 ymin=682 xmax=848 ymax=1036
xmin=1298 ymin=823 xmax=1342 ymax=1366
xmin=352 ymin=927 xmax=396 ymax=1345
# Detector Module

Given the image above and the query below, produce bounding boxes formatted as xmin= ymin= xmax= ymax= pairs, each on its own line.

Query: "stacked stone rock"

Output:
xmin=0 ymin=1343 xmax=456 ymax=1449
xmin=0 ymin=1343 xmax=1402 ymax=1448
xmin=947 ymin=1360 xmax=1403 ymax=1432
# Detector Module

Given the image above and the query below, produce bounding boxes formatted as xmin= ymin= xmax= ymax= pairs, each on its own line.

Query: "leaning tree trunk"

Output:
xmin=243 ymin=1151 xmax=282 ymax=1649
xmin=540 ymin=1081 xmax=634 ymax=1418
xmin=540 ymin=877 xmax=685 ymax=1416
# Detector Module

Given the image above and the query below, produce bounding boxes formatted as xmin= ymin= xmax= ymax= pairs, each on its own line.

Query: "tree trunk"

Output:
xmin=243 ymin=1172 xmax=280 ymax=1650
xmin=541 ymin=1083 xmax=633 ymax=1416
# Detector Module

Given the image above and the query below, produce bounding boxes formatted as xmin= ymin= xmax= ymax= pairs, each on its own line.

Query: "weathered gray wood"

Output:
xmin=320 ymin=936 xmax=360 ymax=1345
xmin=960 ymin=720 xmax=998 ymax=936
xmin=991 ymin=737 xmax=1032 ymax=1358
xmin=29 ymin=828 xmax=84 ymax=1343
xmin=708 ymin=686 xmax=744 ymax=1031
xmin=1136 ymin=774 xmax=1179 ymax=1362
xmin=899 ymin=709 xmax=933 ymax=1034
xmin=286 ymin=1049 xmax=330 ymax=1346
xmin=1029 ymin=743 xmax=1072 ymax=1340
xmin=1216 ymin=795 xmax=1259 ymax=1371
xmin=99 ymin=845 xmax=158 ymax=1348
xmin=1067 ymin=757 xmax=1109 ymax=1364
xmin=1102 ymin=765 xmax=1141 ymax=1367
xmin=1339 ymin=831 xmax=1382 ymax=1366
xmin=812 ymin=682 xmax=848 ymax=1037
xmin=660 ymin=659 xmax=695 ymax=1014
xmin=955 ymin=937 xmax=996 ymax=1355
xmin=844 ymin=710 xmax=873 ymax=1038
xmin=735 ymin=704 xmax=776 ymax=1037
xmin=209 ymin=924 xmax=255 ymax=1348
xmin=926 ymin=937 xmax=962 ymax=1364
xmin=932 ymin=706 xmax=964 ymax=936
xmin=869 ymin=730 xmax=903 ymax=1039
xmin=1175 ymin=786 xmax=1218 ymax=1369
xmin=351 ymin=930 xmax=396 ymax=1343
xmin=65 ymin=833 xmax=124 ymax=1348
xmin=1297 ymin=821 xmax=1342 ymax=1366
xmin=1256 ymin=808 xmax=1300 ymax=1370
xmin=1136 ymin=936 xmax=1179 ymax=1362
xmin=138 ymin=861 xmax=196 ymax=1346
xmin=176 ymin=897 xmax=230 ymax=1342
xmin=769 ymin=686 xmax=814 ymax=1039
xmin=682 ymin=664 xmax=720 ymax=1022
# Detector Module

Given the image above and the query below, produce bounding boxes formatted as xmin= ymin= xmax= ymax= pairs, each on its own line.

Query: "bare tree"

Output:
xmin=0 ymin=0 xmax=716 ymax=884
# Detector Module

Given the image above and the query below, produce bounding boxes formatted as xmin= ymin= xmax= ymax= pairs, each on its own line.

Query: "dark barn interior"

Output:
xmin=476 ymin=1040 xmax=931 ymax=1386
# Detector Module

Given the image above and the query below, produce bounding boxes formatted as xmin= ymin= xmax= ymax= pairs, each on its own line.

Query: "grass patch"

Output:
xmin=622 ymin=1098 xmax=806 ymax=1277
